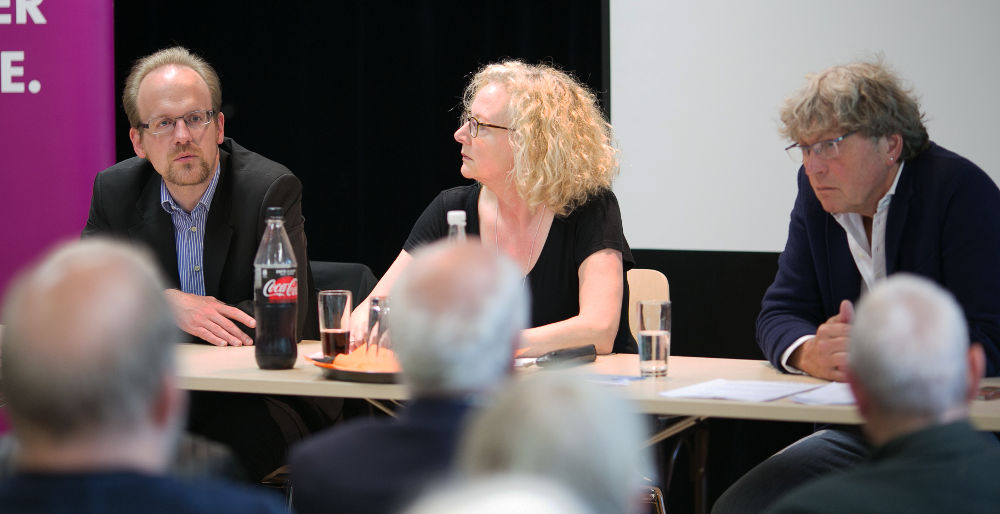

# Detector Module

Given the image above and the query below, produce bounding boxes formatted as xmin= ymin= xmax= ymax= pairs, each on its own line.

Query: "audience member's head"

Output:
xmin=849 ymin=274 xmax=984 ymax=444
xmin=389 ymin=240 xmax=528 ymax=396
xmin=457 ymin=371 xmax=653 ymax=514
xmin=463 ymin=60 xmax=618 ymax=216
xmin=1 ymin=239 xmax=184 ymax=472
xmin=779 ymin=59 xmax=929 ymax=161
xmin=405 ymin=474 xmax=593 ymax=514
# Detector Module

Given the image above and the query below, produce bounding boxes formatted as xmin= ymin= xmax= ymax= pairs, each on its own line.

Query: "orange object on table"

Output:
xmin=331 ymin=344 xmax=401 ymax=373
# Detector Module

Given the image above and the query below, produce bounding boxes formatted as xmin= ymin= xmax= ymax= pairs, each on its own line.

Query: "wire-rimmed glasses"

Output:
xmin=139 ymin=109 xmax=216 ymax=137
xmin=784 ymin=131 xmax=856 ymax=163
xmin=461 ymin=112 xmax=509 ymax=138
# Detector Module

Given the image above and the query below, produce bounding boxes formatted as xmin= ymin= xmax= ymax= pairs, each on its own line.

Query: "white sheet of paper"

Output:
xmin=659 ymin=379 xmax=822 ymax=402
xmin=790 ymin=382 xmax=855 ymax=405
xmin=587 ymin=374 xmax=643 ymax=387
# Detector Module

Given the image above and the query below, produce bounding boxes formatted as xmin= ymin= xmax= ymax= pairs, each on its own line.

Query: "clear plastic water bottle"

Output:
xmin=253 ymin=206 xmax=298 ymax=369
xmin=447 ymin=210 xmax=467 ymax=244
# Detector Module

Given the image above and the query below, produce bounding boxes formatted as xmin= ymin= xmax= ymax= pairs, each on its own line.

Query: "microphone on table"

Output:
xmin=535 ymin=345 xmax=597 ymax=368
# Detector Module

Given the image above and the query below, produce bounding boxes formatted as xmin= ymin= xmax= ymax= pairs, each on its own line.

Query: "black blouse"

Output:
xmin=404 ymin=183 xmax=637 ymax=353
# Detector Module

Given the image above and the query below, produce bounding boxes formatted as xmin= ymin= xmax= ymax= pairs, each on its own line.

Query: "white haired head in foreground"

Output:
xmin=404 ymin=474 xmax=592 ymax=514
xmin=850 ymin=274 xmax=984 ymax=429
xmin=389 ymin=240 xmax=528 ymax=396
xmin=457 ymin=371 xmax=653 ymax=514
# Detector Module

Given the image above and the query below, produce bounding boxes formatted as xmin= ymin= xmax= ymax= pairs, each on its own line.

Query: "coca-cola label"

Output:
xmin=261 ymin=273 xmax=298 ymax=303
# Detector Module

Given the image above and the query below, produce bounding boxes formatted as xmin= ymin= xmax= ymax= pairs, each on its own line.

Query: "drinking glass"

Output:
xmin=637 ymin=300 xmax=670 ymax=378
xmin=367 ymin=296 xmax=389 ymax=355
xmin=318 ymin=290 xmax=351 ymax=357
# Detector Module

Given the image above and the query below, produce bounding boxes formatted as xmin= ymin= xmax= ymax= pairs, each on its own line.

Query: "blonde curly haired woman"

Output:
xmin=353 ymin=61 xmax=635 ymax=356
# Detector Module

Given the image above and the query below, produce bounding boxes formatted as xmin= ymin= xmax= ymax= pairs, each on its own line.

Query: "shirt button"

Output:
xmin=194 ymin=265 xmax=201 ymax=272
xmin=190 ymin=226 xmax=197 ymax=232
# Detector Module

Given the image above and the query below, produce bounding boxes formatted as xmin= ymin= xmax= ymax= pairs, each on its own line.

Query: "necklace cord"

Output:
xmin=495 ymin=200 xmax=545 ymax=278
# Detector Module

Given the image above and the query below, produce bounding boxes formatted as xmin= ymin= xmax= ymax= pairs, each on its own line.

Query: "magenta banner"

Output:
xmin=0 ymin=0 xmax=115 ymax=296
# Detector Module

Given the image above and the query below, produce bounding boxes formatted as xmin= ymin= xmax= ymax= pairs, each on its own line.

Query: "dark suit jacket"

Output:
xmin=765 ymin=421 xmax=1000 ymax=514
xmin=757 ymin=142 xmax=1000 ymax=375
xmin=82 ymin=137 xmax=314 ymax=342
xmin=0 ymin=471 xmax=287 ymax=514
xmin=289 ymin=397 xmax=473 ymax=514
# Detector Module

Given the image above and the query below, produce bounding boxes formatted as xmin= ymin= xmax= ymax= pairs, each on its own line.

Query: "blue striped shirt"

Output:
xmin=160 ymin=166 xmax=221 ymax=296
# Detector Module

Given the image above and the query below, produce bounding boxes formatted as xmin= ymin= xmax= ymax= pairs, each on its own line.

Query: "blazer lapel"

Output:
xmin=884 ymin=168 xmax=913 ymax=275
xmin=129 ymin=173 xmax=181 ymax=289
xmin=825 ymin=215 xmax=861 ymax=306
xmin=203 ymin=148 xmax=234 ymax=298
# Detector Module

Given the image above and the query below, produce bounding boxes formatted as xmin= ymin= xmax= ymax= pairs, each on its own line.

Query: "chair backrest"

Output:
xmin=626 ymin=268 xmax=670 ymax=340
xmin=305 ymin=261 xmax=378 ymax=340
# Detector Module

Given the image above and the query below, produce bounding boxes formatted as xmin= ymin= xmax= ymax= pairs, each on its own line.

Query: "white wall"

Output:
xmin=611 ymin=0 xmax=1000 ymax=252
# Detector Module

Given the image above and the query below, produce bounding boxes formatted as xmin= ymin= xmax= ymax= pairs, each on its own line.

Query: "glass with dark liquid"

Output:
xmin=317 ymin=290 xmax=352 ymax=358
xmin=321 ymin=328 xmax=350 ymax=356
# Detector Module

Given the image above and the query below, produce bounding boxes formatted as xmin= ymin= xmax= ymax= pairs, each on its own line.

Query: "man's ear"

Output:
xmin=846 ymin=368 xmax=871 ymax=419
xmin=151 ymin=373 xmax=186 ymax=430
xmin=215 ymin=111 xmax=225 ymax=145
xmin=883 ymin=133 xmax=903 ymax=163
xmin=966 ymin=343 xmax=986 ymax=402
xmin=129 ymin=127 xmax=147 ymax=159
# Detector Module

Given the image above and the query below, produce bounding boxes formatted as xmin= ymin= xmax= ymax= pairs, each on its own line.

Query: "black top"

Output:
xmin=404 ymin=183 xmax=636 ymax=353
xmin=0 ymin=470 xmax=286 ymax=514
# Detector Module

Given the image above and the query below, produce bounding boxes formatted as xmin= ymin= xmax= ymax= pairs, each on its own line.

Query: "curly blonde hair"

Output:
xmin=463 ymin=61 xmax=618 ymax=216
xmin=780 ymin=60 xmax=929 ymax=161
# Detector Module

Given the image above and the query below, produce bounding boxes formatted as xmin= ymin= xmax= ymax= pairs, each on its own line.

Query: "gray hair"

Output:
xmin=1 ymin=239 xmax=181 ymax=440
xmin=389 ymin=241 xmax=528 ymax=395
xmin=405 ymin=474 xmax=593 ymax=514
xmin=779 ymin=59 xmax=929 ymax=161
xmin=850 ymin=274 xmax=969 ymax=420
xmin=458 ymin=371 xmax=654 ymax=514
xmin=122 ymin=46 xmax=222 ymax=128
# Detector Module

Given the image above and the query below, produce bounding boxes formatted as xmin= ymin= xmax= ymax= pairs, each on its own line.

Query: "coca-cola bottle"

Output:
xmin=253 ymin=206 xmax=298 ymax=369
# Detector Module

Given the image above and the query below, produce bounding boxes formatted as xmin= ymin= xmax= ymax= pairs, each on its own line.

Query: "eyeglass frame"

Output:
xmin=138 ymin=109 xmax=217 ymax=136
xmin=784 ymin=130 xmax=857 ymax=163
xmin=462 ymin=112 xmax=509 ymax=138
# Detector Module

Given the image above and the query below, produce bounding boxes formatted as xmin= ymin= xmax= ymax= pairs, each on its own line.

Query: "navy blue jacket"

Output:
xmin=290 ymin=397 xmax=473 ymax=514
xmin=757 ymin=142 xmax=1000 ymax=375
xmin=0 ymin=471 xmax=286 ymax=513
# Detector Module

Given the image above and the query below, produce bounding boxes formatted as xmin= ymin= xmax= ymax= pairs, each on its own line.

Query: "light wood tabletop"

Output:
xmin=176 ymin=341 xmax=1000 ymax=430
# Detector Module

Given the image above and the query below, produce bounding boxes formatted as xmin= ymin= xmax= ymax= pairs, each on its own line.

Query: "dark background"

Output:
xmin=114 ymin=1 xmax=799 ymax=508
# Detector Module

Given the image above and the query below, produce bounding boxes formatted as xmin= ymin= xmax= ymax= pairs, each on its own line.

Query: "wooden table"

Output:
xmin=176 ymin=341 xmax=1000 ymax=430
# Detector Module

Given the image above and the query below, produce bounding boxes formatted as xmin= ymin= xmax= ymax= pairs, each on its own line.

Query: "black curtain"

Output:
xmin=114 ymin=1 xmax=607 ymax=276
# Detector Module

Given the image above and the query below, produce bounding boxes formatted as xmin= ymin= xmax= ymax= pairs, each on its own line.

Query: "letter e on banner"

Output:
xmin=1 ymin=51 xmax=25 ymax=93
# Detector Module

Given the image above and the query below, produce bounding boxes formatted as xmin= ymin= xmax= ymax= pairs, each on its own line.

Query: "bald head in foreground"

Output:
xmin=766 ymin=275 xmax=1000 ymax=514
xmin=291 ymin=240 xmax=528 ymax=514
xmin=0 ymin=239 xmax=284 ymax=513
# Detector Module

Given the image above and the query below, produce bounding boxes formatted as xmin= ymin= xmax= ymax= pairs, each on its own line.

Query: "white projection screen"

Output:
xmin=611 ymin=1 xmax=1000 ymax=252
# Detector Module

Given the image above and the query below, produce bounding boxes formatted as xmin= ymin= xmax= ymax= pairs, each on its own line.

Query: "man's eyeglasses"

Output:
xmin=461 ymin=112 xmax=509 ymax=138
xmin=785 ymin=131 xmax=856 ymax=163
xmin=139 ymin=109 xmax=216 ymax=137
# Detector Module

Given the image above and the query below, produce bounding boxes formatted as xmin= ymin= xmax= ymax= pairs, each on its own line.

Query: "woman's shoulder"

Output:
xmin=436 ymin=182 xmax=482 ymax=207
xmin=564 ymin=187 xmax=620 ymax=219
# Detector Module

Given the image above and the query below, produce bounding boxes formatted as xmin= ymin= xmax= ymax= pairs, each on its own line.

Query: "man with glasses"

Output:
xmin=714 ymin=60 xmax=1000 ymax=513
xmin=82 ymin=46 xmax=326 ymax=481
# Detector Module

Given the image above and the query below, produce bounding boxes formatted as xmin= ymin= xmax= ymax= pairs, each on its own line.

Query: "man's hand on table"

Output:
xmin=789 ymin=300 xmax=854 ymax=382
xmin=164 ymin=289 xmax=255 ymax=347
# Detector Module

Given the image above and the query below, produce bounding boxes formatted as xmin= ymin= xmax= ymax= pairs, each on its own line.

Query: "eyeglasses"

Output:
xmin=461 ymin=112 xmax=509 ymax=138
xmin=139 ymin=109 xmax=216 ymax=136
xmin=785 ymin=131 xmax=856 ymax=163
